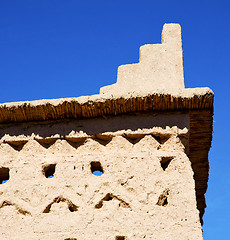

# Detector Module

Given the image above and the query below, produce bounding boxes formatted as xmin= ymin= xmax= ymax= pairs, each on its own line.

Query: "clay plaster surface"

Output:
xmin=100 ymin=24 xmax=184 ymax=94
xmin=0 ymin=113 xmax=203 ymax=239
xmin=0 ymin=23 xmax=213 ymax=240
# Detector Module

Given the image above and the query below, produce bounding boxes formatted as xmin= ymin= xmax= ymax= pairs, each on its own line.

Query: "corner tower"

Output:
xmin=0 ymin=24 xmax=213 ymax=239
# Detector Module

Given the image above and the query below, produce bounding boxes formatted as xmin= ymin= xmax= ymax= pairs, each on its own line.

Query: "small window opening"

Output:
xmin=116 ymin=236 xmax=126 ymax=240
xmin=160 ymin=157 xmax=174 ymax=171
xmin=64 ymin=238 xmax=77 ymax=240
xmin=43 ymin=164 xmax=56 ymax=178
xmin=90 ymin=161 xmax=103 ymax=176
xmin=0 ymin=167 xmax=9 ymax=184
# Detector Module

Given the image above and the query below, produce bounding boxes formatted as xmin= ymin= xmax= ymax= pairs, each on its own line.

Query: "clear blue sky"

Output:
xmin=0 ymin=1 xmax=229 ymax=239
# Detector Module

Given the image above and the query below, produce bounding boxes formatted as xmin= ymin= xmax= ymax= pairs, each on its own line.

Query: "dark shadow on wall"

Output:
xmin=0 ymin=112 xmax=189 ymax=138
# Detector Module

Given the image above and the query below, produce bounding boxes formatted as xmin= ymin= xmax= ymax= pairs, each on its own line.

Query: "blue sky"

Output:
xmin=0 ymin=1 xmax=229 ymax=238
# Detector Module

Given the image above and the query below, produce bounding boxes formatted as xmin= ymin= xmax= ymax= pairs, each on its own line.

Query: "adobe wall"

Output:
xmin=0 ymin=112 xmax=203 ymax=239
xmin=0 ymin=23 xmax=213 ymax=239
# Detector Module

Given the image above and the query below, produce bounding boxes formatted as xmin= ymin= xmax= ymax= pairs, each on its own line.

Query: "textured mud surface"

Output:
xmin=0 ymin=113 xmax=203 ymax=239
xmin=0 ymin=23 xmax=213 ymax=240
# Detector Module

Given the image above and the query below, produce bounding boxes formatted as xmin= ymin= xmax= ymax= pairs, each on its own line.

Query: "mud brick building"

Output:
xmin=0 ymin=24 xmax=213 ymax=239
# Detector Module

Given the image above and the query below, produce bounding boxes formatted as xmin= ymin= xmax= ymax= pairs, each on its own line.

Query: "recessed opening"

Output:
xmin=66 ymin=139 xmax=86 ymax=149
xmin=68 ymin=203 xmax=78 ymax=212
xmin=157 ymin=189 xmax=169 ymax=207
xmin=43 ymin=164 xmax=56 ymax=178
xmin=64 ymin=238 xmax=77 ymax=240
xmin=90 ymin=161 xmax=103 ymax=176
xmin=116 ymin=236 xmax=126 ymax=240
xmin=43 ymin=196 xmax=78 ymax=213
xmin=160 ymin=157 xmax=174 ymax=171
xmin=35 ymin=138 xmax=57 ymax=149
xmin=95 ymin=193 xmax=113 ymax=209
xmin=93 ymin=134 xmax=112 ymax=146
xmin=123 ymin=133 xmax=144 ymax=144
xmin=4 ymin=140 xmax=27 ymax=151
xmin=104 ymin=193 xmax=113 ymax=201
xmin=95 ymin=193 xmax=131 ymax=210
xmin=0 ymin=167 xmax=9 ymax=184
xmin=152 ymin=135 xmax=170 ymax=145
xmin=162 ymin=197 xmax=168 ymax=206
xmin=0 ymin=200 xmax=31 ymax=215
